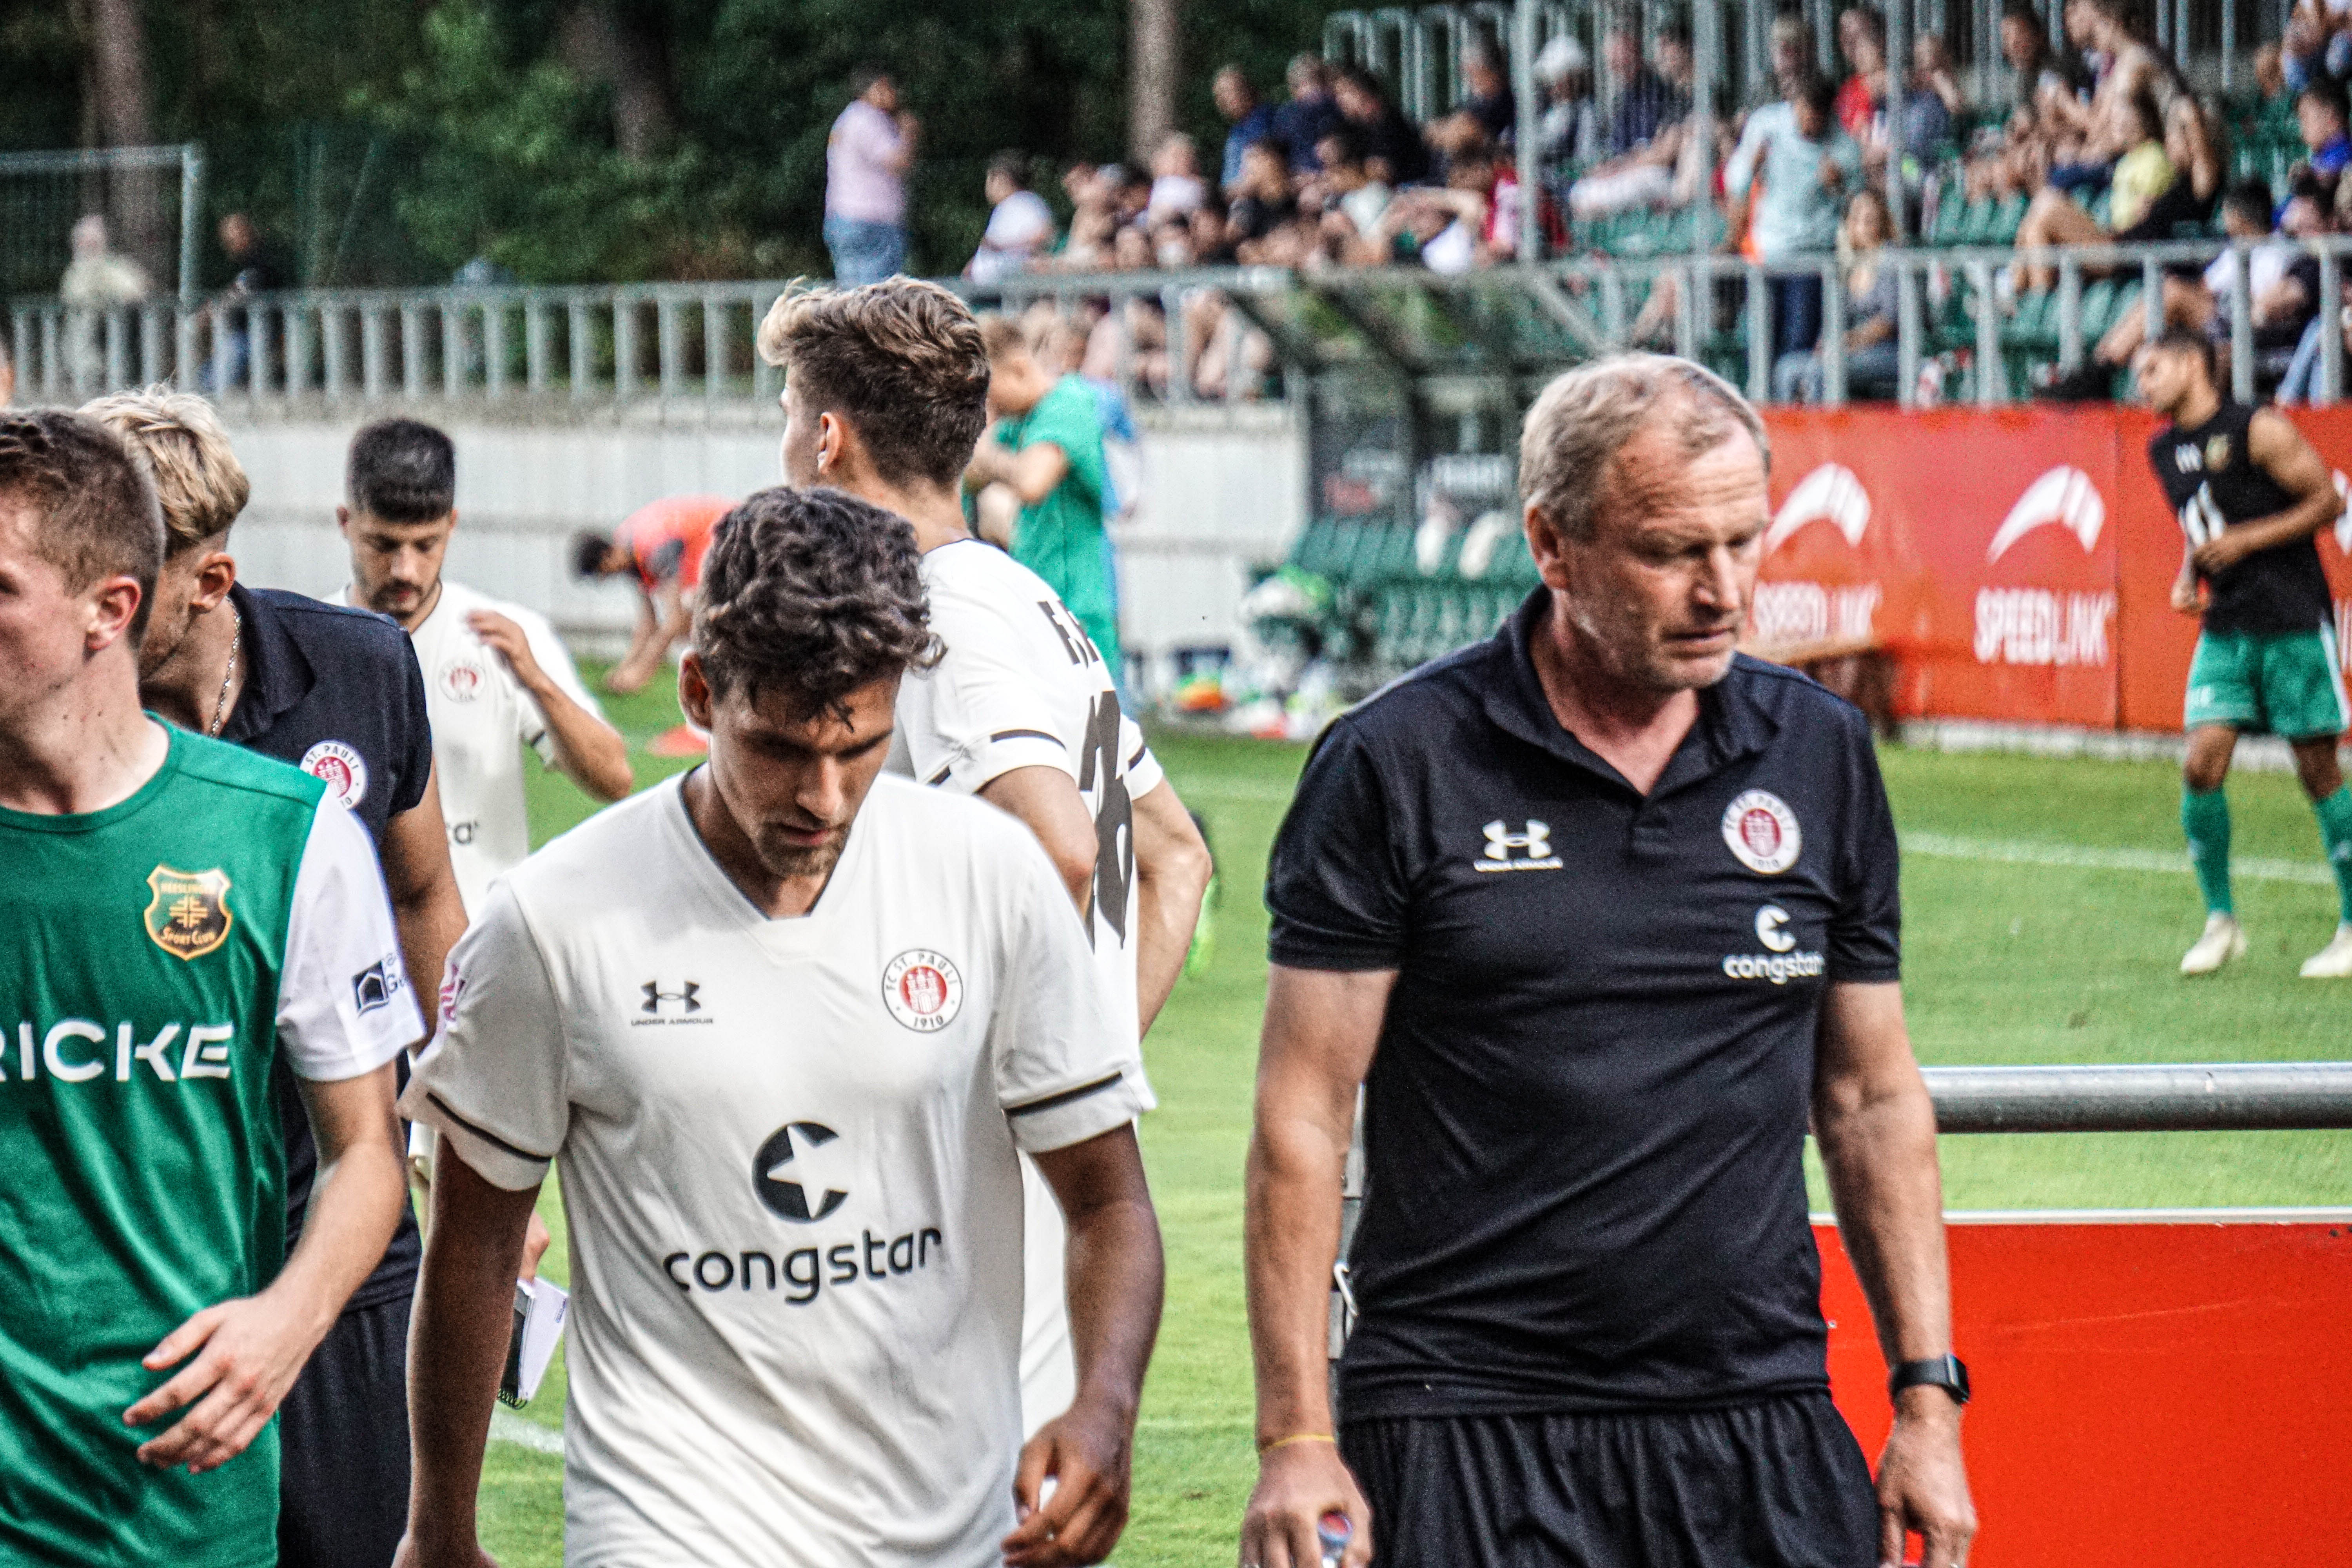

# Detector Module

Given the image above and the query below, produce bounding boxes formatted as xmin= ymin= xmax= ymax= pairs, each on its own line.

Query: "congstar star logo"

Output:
xmin=753 ymin=1121 xmax=849 ymax=1222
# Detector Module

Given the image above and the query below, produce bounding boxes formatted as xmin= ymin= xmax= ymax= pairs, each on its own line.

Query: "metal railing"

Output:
xmin=11 ymin=234 xmax=2350 ymax=412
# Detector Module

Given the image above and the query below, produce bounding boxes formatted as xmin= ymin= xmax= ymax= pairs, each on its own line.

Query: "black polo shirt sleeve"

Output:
xmin=1826 ymin=705 xmax=1902 ymax=983
xmin=389 ymin=635 xmax=433 ymax=819
xmin=1265 ymin=719 xmax=1412 ymax=971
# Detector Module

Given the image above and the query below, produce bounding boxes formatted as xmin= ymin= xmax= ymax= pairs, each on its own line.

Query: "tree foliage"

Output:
xmin=1 ymin=0 xmax=1333 ymax=287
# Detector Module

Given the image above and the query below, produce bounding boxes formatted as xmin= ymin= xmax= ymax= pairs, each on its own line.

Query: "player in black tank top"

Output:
xmin=2150 ymin=400 xmax=2335 ymax=636
xmin=2135 ymin=328 xmax=2352 ymax=980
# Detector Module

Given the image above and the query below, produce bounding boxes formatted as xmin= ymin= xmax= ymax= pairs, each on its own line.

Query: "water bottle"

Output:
xmin=1317 ymin=1509 xmax=1353 ymax=1567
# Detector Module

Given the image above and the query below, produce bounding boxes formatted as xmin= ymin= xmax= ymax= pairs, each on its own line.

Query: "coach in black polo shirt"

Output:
xmin=93 ymin=389 xmax=468 ymax=1568
xmin=1240 ymin=356 xmax=1973 ymax=1568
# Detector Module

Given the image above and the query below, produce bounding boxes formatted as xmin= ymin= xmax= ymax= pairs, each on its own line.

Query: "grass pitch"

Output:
xmin=475 ymin=675 xmax=2348 ymax=1565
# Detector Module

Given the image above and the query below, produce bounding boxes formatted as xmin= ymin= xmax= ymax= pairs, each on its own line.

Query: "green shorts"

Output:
xmin=2185 ymin=625 xmax=2351 ymax=739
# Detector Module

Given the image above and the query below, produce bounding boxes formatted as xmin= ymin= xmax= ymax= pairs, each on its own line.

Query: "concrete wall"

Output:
xmin=220 ymin=400 xmax=1306 ymax=665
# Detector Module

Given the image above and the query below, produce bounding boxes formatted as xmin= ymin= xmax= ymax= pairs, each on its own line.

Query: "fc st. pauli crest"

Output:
xmin=145 ymin=865 xmax=233 ymax=960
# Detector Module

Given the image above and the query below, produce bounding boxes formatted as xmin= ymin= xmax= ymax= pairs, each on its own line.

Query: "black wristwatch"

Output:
xmin=1889 ymin=1354 xmax=1971 ymax=1406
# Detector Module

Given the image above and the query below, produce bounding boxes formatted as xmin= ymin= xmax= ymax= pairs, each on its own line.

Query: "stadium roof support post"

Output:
xmin=2222 ymin=0 xmax=2235 ymax=88
xmin=1515 ymin=0 xmax=1542 ymax=261
xmin=1692 ymin=0 xmax=1718 ymax=260
xmin=2230 ymin=244 xmax=2257 ymax=402
xmin=2321 ymin=248 xmax=2343 ymax=402
xmin=1885 ymin=0 xmax=1908 ymax=240
xmin=178 ymin=145 xmax=202 ymax=313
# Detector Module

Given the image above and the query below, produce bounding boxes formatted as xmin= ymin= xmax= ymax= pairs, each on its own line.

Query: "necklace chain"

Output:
xmin=206 ymin=601 xmax=241 ymax=739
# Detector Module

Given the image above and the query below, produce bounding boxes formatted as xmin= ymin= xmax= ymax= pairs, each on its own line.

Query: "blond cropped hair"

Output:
xmin=79 ymin=386 xmax=250 ymax=552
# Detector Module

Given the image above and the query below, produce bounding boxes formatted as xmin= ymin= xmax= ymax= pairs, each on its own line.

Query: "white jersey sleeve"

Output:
xmin=903 ymin=592 xmax=1081 ymax=792
xmin=399 ymin=880 xmax=570 ymax=1190
xmin=512 ymin=606 xmax=604 ymax=766
xmin=276 ymin=795 xmax=425 ymax=1081
xmin=988 ymin=829 xmax=1155 ymax=1153
xmin=1120 ymin=710 xmax=1165 ymax=800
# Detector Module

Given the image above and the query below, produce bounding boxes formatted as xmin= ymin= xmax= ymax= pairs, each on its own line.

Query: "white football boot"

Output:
xmin=2180 ymin=913 xmax=2247 ymax=976
xmin=2299 ymin=924 xmax=2352 ymax=979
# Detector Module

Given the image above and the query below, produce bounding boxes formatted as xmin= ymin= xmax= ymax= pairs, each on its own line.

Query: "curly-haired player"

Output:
xmin=399 ymin=485 xmax=1167 ymax=1568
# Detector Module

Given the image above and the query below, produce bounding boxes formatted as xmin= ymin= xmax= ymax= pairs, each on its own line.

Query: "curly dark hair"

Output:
xmin=693 ymin=485 xmax=941 ymax=717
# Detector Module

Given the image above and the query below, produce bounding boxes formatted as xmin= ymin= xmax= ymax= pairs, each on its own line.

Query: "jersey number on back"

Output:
xmin=1078 ymin=691 xmax=1134 ymax=947
xmin=2178 ymin=483 xmax=2227 ymax=547
xmin=1038 ymin=601 xmax=1103 ymax=668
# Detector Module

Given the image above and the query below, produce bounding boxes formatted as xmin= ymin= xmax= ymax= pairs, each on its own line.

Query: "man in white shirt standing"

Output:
xmin=967 ymin=153 xmax=1058 ymax=285
xmin=827 ymin=66 xmax=919 ymax=286
xmin=398 ymin=486 xmax=1165 ymax=1568
xmin=331 ymin=418 xmax=632 ymax=912
xmin=757 ymin=277 xmax=1212 ymax=1437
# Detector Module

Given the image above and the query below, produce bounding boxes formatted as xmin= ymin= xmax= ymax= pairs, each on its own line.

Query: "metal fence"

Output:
xmin=11 ymin=234 xmax=2352 ymax=411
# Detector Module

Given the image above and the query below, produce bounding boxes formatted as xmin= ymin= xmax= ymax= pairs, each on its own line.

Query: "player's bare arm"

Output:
xmin=1810 ymin=980 xmax=1976 ymax=1568
xmin=1004 ymin=1123 xmax=1165 ymax=1568
xmin=1130 ymin=780 xmax=1212 ymax=1034
xmin=129 ymin=1062 xmax=407 ymax=1475
xmin=2193 ymin=410 xmax=2339 ymax=574
xmin=968 ymin=437 xmax=1073 ymax=506
xmin=606 ymin=583 xmax=679 ymax=694
xmin=1239 ymin=964 xmax=1392 ymax=1568
xmin=982 ymin=764 xmax=1102 ymax=914
xmin=397 ymin=1146 xmax=539 ymax=1568
xmin=379 ymin=760 xmax=468 ymax=1036
xmin=465 ymin=608 xmax=633 ymax=800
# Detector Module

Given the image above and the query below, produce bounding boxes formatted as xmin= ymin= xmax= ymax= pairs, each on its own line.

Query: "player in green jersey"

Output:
xmin=0 ymin=410 xmax=418 ymax=1567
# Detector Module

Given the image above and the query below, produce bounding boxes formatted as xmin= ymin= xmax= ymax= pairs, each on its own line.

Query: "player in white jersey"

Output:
xmin=757 ymin=278 xmax=1213 ymax=1434
xmin=400 ymin=486 xmax=1165 ymax=1568
xmin=330 ymin=418 xmax=633 ymax=912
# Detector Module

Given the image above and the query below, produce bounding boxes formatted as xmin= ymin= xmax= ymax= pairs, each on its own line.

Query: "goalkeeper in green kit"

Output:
xmin=0 ymin=411 xmax=416 ymax=1565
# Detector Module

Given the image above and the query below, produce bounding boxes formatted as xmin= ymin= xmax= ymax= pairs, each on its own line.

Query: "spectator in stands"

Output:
xmin=968 ymin=314 xmax=1123 ymax=669
xmin=1535 ymin=35 xmax=1602 ymax=176
xmin=1779 ymin=186 xmax=1904 ymax=402
xmin=2043 ymin=175 xmax=2278 ymax=401
xmin=1757 ymin=10 xmax=1812 ymax=107
xmin=2296 ymin=76 xmax=2352 ymax=190
xmin=1602 ymin=20 xmax=1691 ymax=157
xmin=2043 ymin=0 xmax=2188 ymax=168
xmin=1145 ymin=133 xmax=1207 ymax=226
xmin=1908 ymin=35 xmax=1966 ymax=149
xmin=1332 ymin=65 xmax=1433 ymax=184
xmin=824 ymin=67 xmax=918 ymax=286
xmin=2281 ymin=0 xmax=2352 ymax=96
xmin=1274 ymin=53 xmax=1345 ymax=172
xmin=1833 ymin=7 xmax=1887 ymax=142
xmin=1056 ymin=163 xmax=1120 ymax=270
xmin=60 ymin=215 xmax=149 ymax=392
xmin=1728 ymin=76 xmax=1864 ymax=374
xmin=967 ymin=153 xmax=1057 ymax=285
xmin=1215 ymin=66 xmax=1278 ymax=192
xmin=2017 ymin=91 xmax=2218 ymax=294
xmin=1192 ymin=198 xmax=1241 ymax=264
xmin=1308 ymin=132 xmax=1395 ymax=262
xmin=1109 ymin=164 xmax=1152 ymax=229
xmin=201 ymin=213 xmax=288 ymax=392
xmin=1428 ymin=40 xmax=1516 ymax=164
xmin=2002 ymin=0 xmax=2081 ymax=115
xmin=1226 ymin=143 xmax=1299 ymax=255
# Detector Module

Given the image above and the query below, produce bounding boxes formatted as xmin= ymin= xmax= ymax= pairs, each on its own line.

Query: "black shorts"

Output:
xmin=277 ymin=1293 xmax=412 ymax=1568
xmin=1341 ymin=1392 xmax=1877 ymax=1568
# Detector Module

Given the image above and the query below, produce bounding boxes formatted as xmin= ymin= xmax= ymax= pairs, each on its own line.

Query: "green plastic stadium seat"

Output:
xmin=1990 ymin=193 xmax=2028 ymax=244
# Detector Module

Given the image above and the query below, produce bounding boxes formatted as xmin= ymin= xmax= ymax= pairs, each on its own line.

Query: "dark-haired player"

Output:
xmin=2136 ymin=328 xmax=2352 ymax=977
xmin=333 ymin=417 xmax=631 ymax=913
xmin=757 ymin=278 xmax=1212 ymax=1437
xmin=571 ymin=493 xmax=734 ymax=694
xmin=400 ymin=486 xmax=1165 ymax=1568
xmin=0 ymin=409 xmax=414 ymax=1566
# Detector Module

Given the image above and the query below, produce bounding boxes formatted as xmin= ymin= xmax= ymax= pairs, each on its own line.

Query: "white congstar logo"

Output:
xmin=1477 ymin=819 xmax=1563 ymax=872
xmin=1755 ymin=904 xmax=1796 ymax=951
xmin=1721 ymin=791 xmax=1802 ymax=874
xmin=881 ymin=950 xmax=964 ymax=1032
xmin=1724 ymin=903 xmax=1824 ymax=983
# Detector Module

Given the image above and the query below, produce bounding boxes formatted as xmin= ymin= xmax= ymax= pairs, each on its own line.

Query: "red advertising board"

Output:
xmin=1817 ymin=1215 xmax=2352 ymax=1567
xmin=1759 ymin=407 xmax=2352 ymax=734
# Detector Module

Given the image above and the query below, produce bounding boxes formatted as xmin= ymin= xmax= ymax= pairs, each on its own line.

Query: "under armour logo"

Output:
xmin=1477 ymin=819 xmax=1563 ymax=873
xmin=642 ymin=980 xmax=702 ymax=1014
